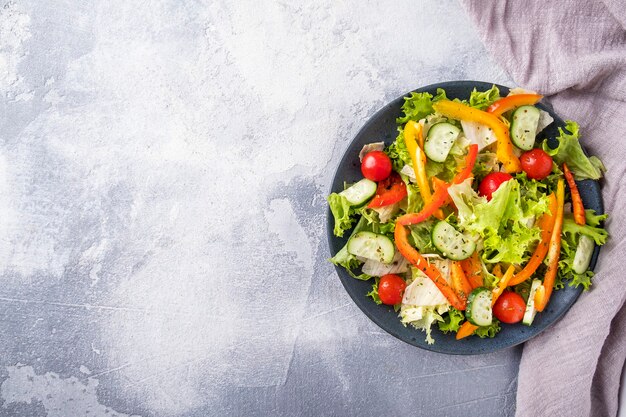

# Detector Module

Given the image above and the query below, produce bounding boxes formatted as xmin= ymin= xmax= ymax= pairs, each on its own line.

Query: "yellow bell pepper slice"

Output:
xmin=403 ymin=121 xmax=443 ymax=219
xmin=432 ymin=100 xmax=522 ymax=173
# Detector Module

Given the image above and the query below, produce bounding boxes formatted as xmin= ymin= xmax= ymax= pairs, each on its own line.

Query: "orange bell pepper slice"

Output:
xmin=563 ymin=163 xmax=586 ymax=225
xmin=433 ymin=100 xmax=521 ymax=173
xmin=460 ymin=252 xmax=483 ymax=289
xmin=535 ymin=179 xmax=565 ymax=312
xmin=486 ymin=94 xmax=543 ymax=116
xmin=450 ymin=261 xmax=473 ymax=303
xmin=394 ymin=223 xmax=466 ymax=310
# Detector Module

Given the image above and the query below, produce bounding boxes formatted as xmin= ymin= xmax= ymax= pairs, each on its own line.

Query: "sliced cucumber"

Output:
xmin=510 ymin=105 xmax=541 ymax=150
xmin=573 ymin=235 xmax=595 ymax=274
xmin=339 ymin=178 xmax=377 ymax=206
xmin=424 ymin=122 xmax=461 ymax=162
xmin=466 ymin=287 xmax=493 ymax=326
xmin=347 ymin=231 xmax=395 ymax=264
xmin=523 ymin=279 xmax=542 ymax=326
xmin=431 ymin=221 xmax=475 ymax=261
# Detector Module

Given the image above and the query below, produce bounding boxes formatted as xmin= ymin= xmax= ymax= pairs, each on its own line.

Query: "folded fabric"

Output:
xmin=459 ymin=1 xmax=626 ymax=416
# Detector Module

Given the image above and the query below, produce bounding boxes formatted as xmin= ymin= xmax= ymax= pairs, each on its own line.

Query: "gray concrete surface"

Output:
xmin=0 ymin=1 xmax=519 ymax=416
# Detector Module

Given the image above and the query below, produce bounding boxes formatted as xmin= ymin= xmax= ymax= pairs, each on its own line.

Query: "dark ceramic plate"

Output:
xmin=327 ymin=81 xmax=604 ymax=355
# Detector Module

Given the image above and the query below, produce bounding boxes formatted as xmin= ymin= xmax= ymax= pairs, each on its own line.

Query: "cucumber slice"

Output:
xmin=510 ymin=105 xmax=541 ymax=150
xmin=431 ymin=221 xmax=475 ymax=261
xmin=573 ymin=235 xmax=595 ymax=274
xmin=466 ymin=287 xmax=493 ymax=326
xmin=347 ymin=231 xmax=395 ymax=264
xmin=522 ymin=279 xmax=542 ymax=326
xmin=339 ymin=178 xmax=377 ymax=206
xmin=424 ymin=122 xmax=461 ymax=162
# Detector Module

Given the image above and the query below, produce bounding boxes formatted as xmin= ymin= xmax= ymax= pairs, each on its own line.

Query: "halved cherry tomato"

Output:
xmin=361 ymin=151 xmax=392 ymax=181
xmin=520 ymin=149 xmax=553 ymax=180
xmin=478 ymin=172 xmax=513 ymax=201
xmin=492 ymin=291 xmax=526 ymax=324
xmin=368 ymin=172 xmax=407 ymax=208
xmin=378 ymin=274 xmax=406 ymax=305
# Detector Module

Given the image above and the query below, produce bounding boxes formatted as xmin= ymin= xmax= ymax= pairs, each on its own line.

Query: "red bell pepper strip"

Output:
xmin=563 ymin=163 xmax=586 ymax=225
xmin=535 ymin=180 xmax=565 ymax=312
xmin=394 ymin=223 xmax=466 ymax=310
xmin=508 ymin=193 xmax=558 ymax=286
xmin=397 ymin=144 xmax=478 ymax=225
xmin=456 ymin=265 xmax=515 ymax=340
xmin=433 ymin=100 xmax=521 ymax=173
xmin=367 ymin=172 xmax=407 ymax=208
xmin=486 ymin=94 xmax=543 ymax=116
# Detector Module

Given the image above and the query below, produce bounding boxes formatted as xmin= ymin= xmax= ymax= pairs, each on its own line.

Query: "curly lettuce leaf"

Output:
xmin=475 ymin=320 xmax=501 ymax=338
xmin=386 ymin=130 xmax=412 ymax=173
xmin=396 ymin=92 xmax=435 ymax=124
xmin=542 ymin=121 xmax=605 ymax=180
xmin=438 ymin=307 xmax=465 ymax=334
xmin=467 ymin=85 xmax=500 ymax=110
xmin=409 ymin=219 xmax=438 ymax=254
xmin=454 ymin=179 xmax=550 ymax=264
xmin=328 ymin=193 xmax=355 ymax=237
xmin=367 ymin=277 xmax=382 ymax=304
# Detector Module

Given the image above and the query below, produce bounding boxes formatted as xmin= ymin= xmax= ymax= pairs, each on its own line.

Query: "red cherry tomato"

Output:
xmin=367 ymin=172 xmax=407 ymax=208
xmin=378 ymin=274 xmax=407 ymax=305
xmin=493 ymin=291 xmax=526 ymax=324
xmin=361 ymin=151 xmax=392 ymax=181
xmin=520 ymin=149 xmax=553 ymax=180
xmin=478 ymin=172 xmax=513 ymax=201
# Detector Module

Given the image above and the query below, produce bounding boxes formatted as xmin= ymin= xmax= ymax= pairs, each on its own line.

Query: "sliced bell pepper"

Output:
xmin=397 ymin=144 xmax=478 ymax=225
xmin=450 ymin=261 xmax=473 ymax=303
xmin=404 ymin=121 xmax=443 ymax=219
xmin=485 ymin=94 xmax=543 ymax=116
xmin=535 ymin=179 xmax=565 ymax=312
xmin=563 ymin=163 xmax=586 ymax=225
xmin=433 ymin=100 xmax=521 ymax=173
xmin=508 ymin=193 xmax=558 ymax=286
xmin=368 ymin=172 xmax=407 ymax=208
xmin=456 ymin=265 xmax=515 ymax=340
xmin=394 ymin=223 xmax=466 ymax=310
xmin=431 ymin=177 xmax=452 ymax=207
xmin=460 ymin=252 xmax=483 ymax=289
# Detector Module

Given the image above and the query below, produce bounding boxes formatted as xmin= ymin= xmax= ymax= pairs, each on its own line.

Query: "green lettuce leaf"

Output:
xmin=386 ymin=130 xmax=412 ymax=173
xmin=438 ymin=307 xmax=464 ymax=334
xmin=455 ymin=179 xmax=550 ymax=264
xmin=542 ymin=121 xmax=605 ymax=180
xmin=396 ymin=92 xmax=435 ymax=124
xmin=409 ymin=219 xmax=438 ymax=254
xmin=556 ymin=210 xmax=608 ymax=290
xmin=475 ymin=320 xmax=501 ymax=338
xmin=367 ymin=277 xmax=382 ymax=304
xmin=328 ymin=193 xmax=355 ymax=237
xmin=467 ymin=85 xmax=500 ymax=110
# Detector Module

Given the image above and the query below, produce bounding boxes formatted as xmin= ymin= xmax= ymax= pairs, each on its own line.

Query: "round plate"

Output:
xmin=327 ymin=80 xmax=604 ymax=355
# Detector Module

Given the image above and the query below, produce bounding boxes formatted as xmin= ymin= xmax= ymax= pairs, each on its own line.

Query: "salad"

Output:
xmin=328 ymin=85 xmax=608 ymax=344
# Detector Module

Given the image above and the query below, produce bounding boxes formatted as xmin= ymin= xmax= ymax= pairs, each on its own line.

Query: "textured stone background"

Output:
xmin=0 ymin=1 xmax=521 ymax=416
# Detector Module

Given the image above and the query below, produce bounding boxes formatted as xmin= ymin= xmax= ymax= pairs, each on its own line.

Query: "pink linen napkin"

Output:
xmin=459 ymin=1 xmax=626 ymax=416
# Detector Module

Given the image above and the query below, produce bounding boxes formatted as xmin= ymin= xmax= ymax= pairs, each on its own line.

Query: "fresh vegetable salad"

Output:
xmin=328 ymin=86 xmax=608 ymax=344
